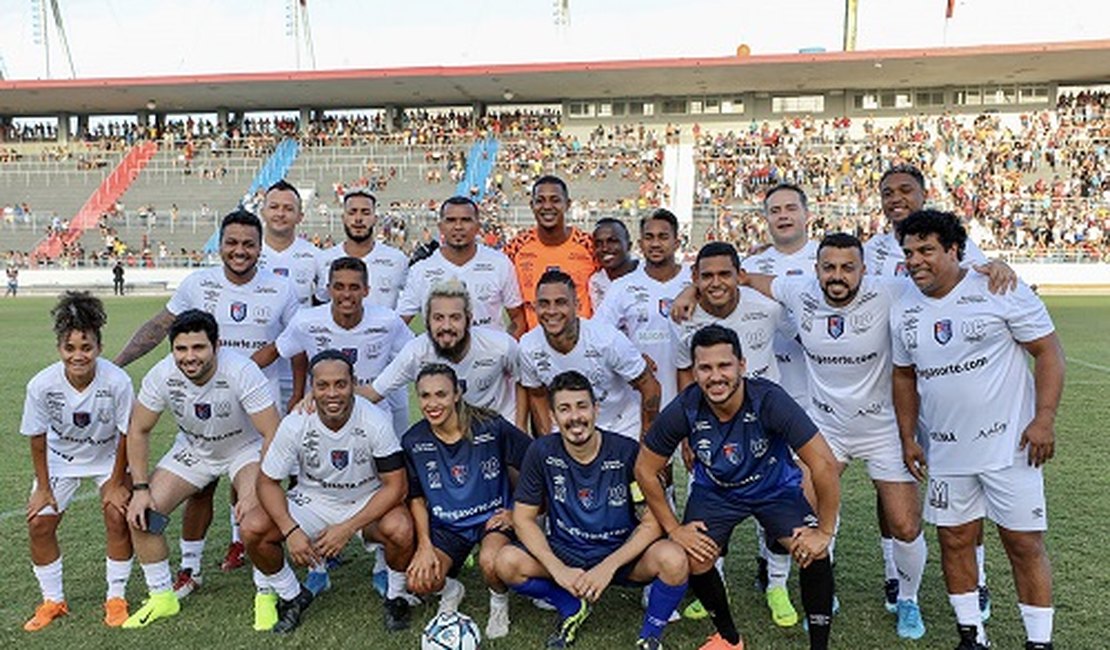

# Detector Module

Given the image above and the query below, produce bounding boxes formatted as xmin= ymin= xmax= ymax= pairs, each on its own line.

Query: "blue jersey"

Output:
xmin=514 ymin=430 xmax=641 ymax=567
xmin=644 ymin=378 xmax=817 ymax=499
xmin=403 ymin=414 xmax=532 ymax=535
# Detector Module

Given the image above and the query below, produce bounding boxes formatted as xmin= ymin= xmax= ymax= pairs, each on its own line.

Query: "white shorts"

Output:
xmin=286 ymin=488 xmax=375 ymax=539
xmin=924 ymin=457 xmax=1046 ymax=531
xmin=30 ymin=473 xmax=111 ymax=515
xmin=156 ymin=439 xmax=262 ymax=489
xmin=819 ymin=412 xmax=915 ymax=483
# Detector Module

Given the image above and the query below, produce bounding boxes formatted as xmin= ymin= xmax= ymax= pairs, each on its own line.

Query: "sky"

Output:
xmin=0 ymin=0 xmax=1108 ymax=80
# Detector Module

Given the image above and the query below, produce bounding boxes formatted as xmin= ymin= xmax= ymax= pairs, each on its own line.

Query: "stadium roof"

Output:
xmin=2 ymin=39 xmax=1110 ymax=116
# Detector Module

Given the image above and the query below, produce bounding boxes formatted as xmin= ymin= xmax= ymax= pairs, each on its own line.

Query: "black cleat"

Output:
xmin=383 ymin=596 xmax=411 ymax=631
xmin=955 ymin=624 xmax=990 ymax=650
xmin=884 ymin=578 xmax=899 ymax=613
xmin=272 ymin=587 xmax=313 ymax=634
xmin=1025 ymin=643 xmax=1053 ymax=650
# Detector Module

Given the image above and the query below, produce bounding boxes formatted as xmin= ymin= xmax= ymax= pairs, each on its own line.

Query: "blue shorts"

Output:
xmin=431 ymin=524 xmax=512 ymax=578
xmin=683 ymin=483 xmax=817 ymax=555
xmin=515 ymin=540 xmax=649 ymax=588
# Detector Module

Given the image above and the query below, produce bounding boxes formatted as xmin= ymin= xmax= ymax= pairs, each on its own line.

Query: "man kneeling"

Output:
xmin=242 ymin=350 xmax=415 ymax=633
xmin=495 ymin=371 xmax=688 ymax=650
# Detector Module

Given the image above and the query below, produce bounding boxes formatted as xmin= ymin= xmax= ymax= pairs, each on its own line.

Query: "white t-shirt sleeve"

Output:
xmin=769 ymin=276 xmax=803 ymax=309
xmin=370 ymin=341 xmax=418 ymax=397
xmin=771 ymin=298 xmax=797 ymax=340
xmin=890 ymin=307 xmax=913 ymax=367
xmin=606 ymin=326 xmax=648 ymax=382
xmin=517 ymin=338 xmax=543 ymax=389
xmin=368 ymin=406 xmax=402 ymax=457
xmin=274 ymin=317 xmax=305 ymax=359
xmin=672 ymin=321 xmax=693 ymax=369
xmin=165 ymin=274 xmax=197 ymax=315
xmin=237 ymin=360 xmax=276 ymax=414
xmin=260 ymin=416 xmax=299 ymax=480
xmin=314 ymin=256 xmax=331 ymax=303
xmin=500 ymin=257 xmax=524 ymax=309
xmin=503 ymin=334 xmax=521 ymax=382
xmin=1005 ymin=282 xmax=1056 ymax=343
xmin=112 ymin=370 xmax=135 ymax=434
xmin=137 ymin=360 xmax=169 ymax=413
xmin=394 ymin=271 xmax=423 ymax=318
xmin=593 ymin=286 xmax=622 ymax=329
xmin=19 ymin=373 xmax=48 ymax=436
xmin=962 ymin=237 xmax=989 ymax=265
xmin=279 ymin=285 xmax=301 ymax=330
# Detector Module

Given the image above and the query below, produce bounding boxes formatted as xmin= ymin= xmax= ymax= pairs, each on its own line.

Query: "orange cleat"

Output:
xmin=698 ymin=632 xmax=745 ymax=650
xmin=24 ymin=600 xmax=68 ymax=631
xmin=104 ymin=597 xmax=129 ymax=627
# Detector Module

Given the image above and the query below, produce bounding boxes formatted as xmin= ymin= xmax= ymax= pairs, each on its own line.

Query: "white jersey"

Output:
xmin=395 ymin=245 xmax=523 ymax=330
xmin=21 ymin=358 xmax=134 ymax=478
xmin=166 ymin=266 xmax=300 ymax=401
xmin=864 ymin=231 xmax=988 ymax=278
xmin=138 ymin=349 xmax=274 ymax=464
xmin=890 ymin=273 xmax=1055 ymax=475
xmin=588 ymin=268 xmax=612 ymax=311
xmin=671 ymin=287 xmax=793 ymax=383
xmin=314 ymin=241 xmax=409 ymax=309
xmin=594 ymin=264 xmax=691 ymax=405
xmin=275 ymin=302 xmax=413 ymax=434
xmin=259 ymin=237 xmax=319 ymax=305
xmin=371 ymin=326 xmax=520 ymax=422
xmin=772 ymin=275 xmax=908 ymax=429
xmin=518 ymin=318 xmax=647 ymax=439
xmin=262 ymin=397 xmax=400 ymax=507
xmin=741 ymin=240 xmax=818 ymax=404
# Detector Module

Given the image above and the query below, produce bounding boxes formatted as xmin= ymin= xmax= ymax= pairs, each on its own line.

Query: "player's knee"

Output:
xmin=937 ymin=524 xmax=978 ymax=550
xmin=379 ymin=507 xmax=414 ymax=547
xmin=688 ymin=553 xmax=718 ymax=576
xmin=889 ymin=515 xmax=922 ymax=541
xmin=103 ymin=505 xmax=129 ymax=535
xmin=479 ymin=546 xmax=502 ymax=583
xmin=28 ymin=513 xmax=59 ymax=541
xmin=652 ymin=540 xmax=689 ymax=583
xmin=238 ymin=508 xmax=276 ymax=544
xmin=493 ymin=545 xmax=527 ymax=585
xmin=1000 ymin=530 xmax=1047 ymax=564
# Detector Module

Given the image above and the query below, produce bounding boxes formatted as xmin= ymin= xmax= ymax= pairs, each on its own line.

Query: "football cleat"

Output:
xmin=24 ymin=600 xmax=68 ymax=632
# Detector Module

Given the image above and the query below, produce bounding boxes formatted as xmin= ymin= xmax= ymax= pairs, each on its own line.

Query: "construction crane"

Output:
xmin=843 ymin=0 xmax=858 ymax=52
xmin=30 ymin=0 xmax=77 ymax=78
xmin=286 ymin=0 xmax=317 ymax=70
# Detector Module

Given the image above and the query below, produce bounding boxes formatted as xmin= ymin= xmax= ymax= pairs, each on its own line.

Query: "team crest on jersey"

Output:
xmin=331 ymin=449 xmax=350 ymax=470
xmin=72 ymin=411 xmax=91 ymax=428
xmin=450 ymin=464 xmax=468 ymax=484
xmin=480 ymin=457 xmax=500 ymax=480
xmin=928 ymin=479 xmax=949 ymax=510
xmin=341 ymin=347 xmax=359 ymax=364
xmin=722 ymin=442 xmax=741 ymax=465
xmin=577 ymin=487 xmax=596 ymax=508
xmin=194 ymin=403 xmax=212 ymax=420
xmin=272 ymin=267 xmax=289 ymax=277
xmin=214 ymin=401 xmax=232 ymax=417
xmin=750 ymin=436 xmax=768 ymax=458
xmin=894 ymin=262 xmax=908 ymax=276
xmin=607 ymin=483 xmax=628 ymax=507
xmin=97 ymin=406 xmax=114 ymax=423
xmin=658 ymin=298 xmax=674 ymax=318
xmin=933 ymin=319 xmax=953 ymax=345
xmin=230 ymin=301 xmax=248 ymax=322
xmin=827 ymin=314 xmax=845 ymax=339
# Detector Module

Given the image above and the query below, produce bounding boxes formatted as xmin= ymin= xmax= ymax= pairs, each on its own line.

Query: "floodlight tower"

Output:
xmin=30 ymin=0 xmax=77 ymax=78
xmin=286 ymin=0 xmax=317 ymax=70
xmin=553 ymin=0 xmax=570 ymax=32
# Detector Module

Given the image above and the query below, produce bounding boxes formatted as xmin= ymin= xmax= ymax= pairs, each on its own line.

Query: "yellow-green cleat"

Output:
xmin=683 ymin=598 xmax=710 ymax=620
xmin=253 ymin=592 xmax=279 ymax=631
xmin=121 ymin=591 xmax=180 ymax=629
xmin=766 ymin=586 xmax=798 ymax=627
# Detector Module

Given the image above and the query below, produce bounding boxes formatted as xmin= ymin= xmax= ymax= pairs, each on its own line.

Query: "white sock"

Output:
xmin=882 ymin=537 xmax=898 ymax=581
xmin=268 ymin=563 xmax=302 ymax=600
xmin=230 ymin=509 xmax=241 ymax=544
xmin=386 ymin=568 xmax=407 ymax=600
xmin=374 ymin=546 xmax=388 ymax=574
xmin=179 ymin=538 xmax=205 ymax=574
xmin=308 ymin=560 xmax=327 ymax=574
xmin=252 ymin=566 xmax=273 ymax=593
xmin=766 ymin=550 xmax=792 ymax=590
xmin=976 ymin=544 xmax=987 ymax=587
xmin=715 ymin=556 xmax=725 ymax=579
xmin=755 ymin=520 xmax=770 ymax=559
xmin=33 ymin=557 xmax=64 ymax=602
xmin=893 ymin=534 xmax=927 ymax=602
xmin=440 ymin=577 xmax=463 ymax=598
xmin=949 ymin=591 xmax=986 ymax=644
xmin=489 ymin=588 xmax=509 ymax=605
xmin=105 ymin=557 xmax=133 ymax=599
xmin=1019 ymin=603 xmax=1054 ymax=644
xmin=141 ymin=560 xmax=173 ymax=594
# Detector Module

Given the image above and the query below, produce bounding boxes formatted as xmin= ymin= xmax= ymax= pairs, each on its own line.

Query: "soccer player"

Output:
xmin=114 ymin=209 xmax=301 ymax=593
xmin=122 ymin=310 xmax=281 ymax=629
xmin=635 ymin=325 xmax=840 ymax=650
xmin=314 ymin=188 xmax=409 ymax=310
xmin=744 ymin=233 xmax=929 ymax=639
xmin=242 ymin=350 xmax=415 ymax=634
xmin=503 ymin=175 xmax=598 ymax=330
xmin=495 ymin=370 xmax=690 ymax=650
xmin=891 ymin=210 xmax=1064 ymax=650
xmin=370 ymin=280 xmax=525 ymax=427
xmin=396 ymin=196 xmax=527 ymax=337
xmin=21 ymin=292 xmax=135 ymax=631
xmin=258 ymin=180 xmax=318 ymax=307
xmin=588 ymin=217 xmax=639 ymax=309
xmin=518 ymin=269 xmax=661 ymax=440
xmin=403 ymin=364 xmax=533 ymax=639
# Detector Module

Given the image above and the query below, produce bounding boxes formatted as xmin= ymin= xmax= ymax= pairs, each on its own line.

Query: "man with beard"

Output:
xmin=635 ymin=325 xmax=840 ymax=650
xmin=518 ymin=270 xmax=661 ymax=441
xmin=369 ymin=280 xmax=524 ymax=427
xmin=113 ymin=210 xmax=300 ymax=599
xmin=588 ymin=217 xmax=639 ymax=310
xmin=122 ymin=310 xmax=281 ymax=630
xmin=396 ymin=196 xmax=526 ymax=338
xmin=314 ymin=189 xmax=409 ymax=310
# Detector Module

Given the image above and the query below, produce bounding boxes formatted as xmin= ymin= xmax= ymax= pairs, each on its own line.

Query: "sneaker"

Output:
xmin=636 ymin=637 xmax=663 ymax=650
xmin=273 ymin=587 xmax=314 ymax=634
xmin=755 ymin=556 xmax=769 ymax=592
xmin=978 ymin=585 xmax=991 ymax=622
xmin=884 ymin=578 xmax=900 ymax=614
xmin=896 ymin=599 xmax=926 ymax=640
xmin=955 ymin=624 xmax=990 ymax=650
xmin=372 ymin=569 xmax=388 ymax=598
xmin=683 ymin=598 xmax=709 ymax=620
xmin=122 ymin=592 xmax=180 ymax=629
xmin=304 ymin=570 xmax=331 ymax=596
xmin=253 ymin=592 xmax=278 ymax=631
xmin=172 ymin=568 xmax=202 ymax=599
xmin=532 ymin=596 xmax=557 ymax=611
xmin=23 ymin=600 xmax=68 ymax=632
xmin=104 ymin=597 xmax=129 ymax=627
xmin=545 ymin=599 xmax=590 ymax=649
xmin=438 ymin=579 xmax=465 ymax=615
xmin=697 ymin=632 xmax=745 ymax=650
xmin=383 ymin=596 xmax=411 ymax=631
xmin=765 ymin=585 xmax=798 ymax=627
xmin=221 ymin=541 xmax=246 ymax=572
xmin=1025 ymin=643 xmax=1053 ymax=650
xmin=486 ymin=594 xmax=510 ymax=639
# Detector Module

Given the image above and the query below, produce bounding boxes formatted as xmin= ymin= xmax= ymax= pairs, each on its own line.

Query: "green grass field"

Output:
xmin=0 ymin=295 xmax=1107 ymax=649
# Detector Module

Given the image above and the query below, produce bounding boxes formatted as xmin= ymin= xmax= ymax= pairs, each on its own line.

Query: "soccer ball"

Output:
xmin=421 ymin=611 xmax=482 ymax=650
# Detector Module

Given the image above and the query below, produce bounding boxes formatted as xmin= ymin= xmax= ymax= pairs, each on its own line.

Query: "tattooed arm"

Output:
xmin=114 ymin=309 xmax=175 ymax=367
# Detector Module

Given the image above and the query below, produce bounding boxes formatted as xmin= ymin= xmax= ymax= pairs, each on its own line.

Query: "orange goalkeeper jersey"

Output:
xmin=503 ymin=226 xmax=597 ymax=331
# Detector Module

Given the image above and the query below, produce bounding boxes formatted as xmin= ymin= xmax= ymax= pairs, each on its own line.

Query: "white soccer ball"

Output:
xmin=421 ymin=611 xmax=482 ymax=650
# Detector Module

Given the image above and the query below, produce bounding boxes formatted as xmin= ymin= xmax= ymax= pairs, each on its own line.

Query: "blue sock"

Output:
xmin=640 ymin=578 xmax=687 ymax=640
xmin=511 ymin=577 xmax=582 ymax=619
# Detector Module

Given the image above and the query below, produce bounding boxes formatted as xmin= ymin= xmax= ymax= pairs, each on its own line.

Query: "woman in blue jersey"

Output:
xmin=21 ymin=292 xmax=135 ymax=631
xmin=402 ymin=363 xmax=532 ymax=640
